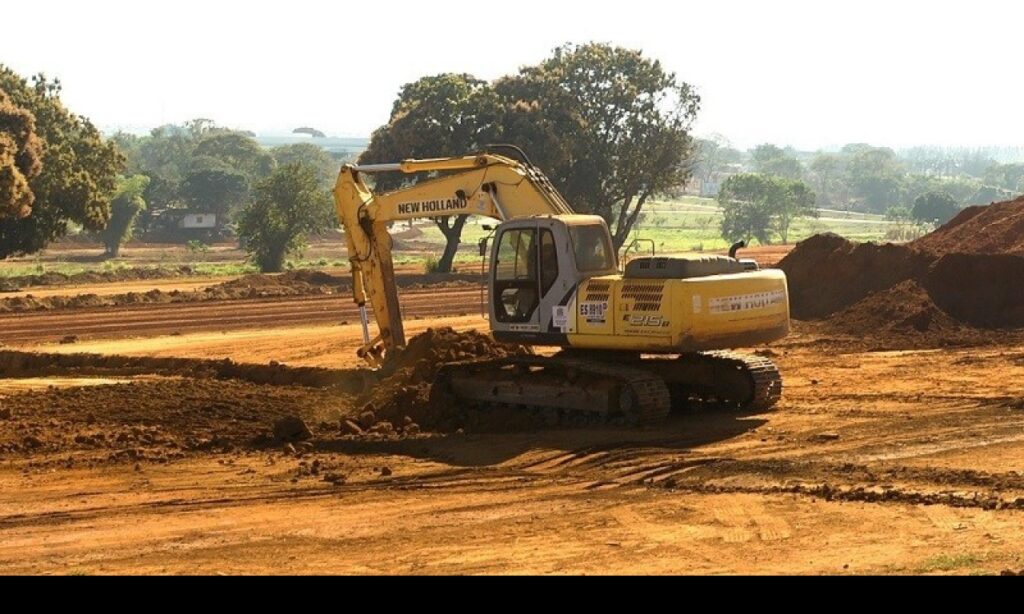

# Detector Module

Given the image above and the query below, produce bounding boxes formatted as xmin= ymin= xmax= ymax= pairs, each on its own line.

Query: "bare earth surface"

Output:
xmin=1 ymin=270 xmax=1023 ymax=575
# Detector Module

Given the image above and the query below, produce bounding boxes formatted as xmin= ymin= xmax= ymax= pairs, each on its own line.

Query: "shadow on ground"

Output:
xmin=313 ymin=410 xmax=767 ymax=468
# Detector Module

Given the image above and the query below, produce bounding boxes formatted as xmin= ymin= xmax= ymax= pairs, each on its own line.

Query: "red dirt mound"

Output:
xmin=826 ymin=280 xmax=962 ymax=337
xmin=358 ymin=328 xmax=532 ymax=430
xmin=924 ymin=253 xmax=1024 ymax=328
xmin=779 ymin=218 xmax=1024 ymax=346
xmin=777 ymin=233 xmax=931 ymax=320
xmin=912 ymin=195 xmax=1024 ymax=256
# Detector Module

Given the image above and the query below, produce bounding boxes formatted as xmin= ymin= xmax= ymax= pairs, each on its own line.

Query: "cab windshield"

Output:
xmin=569 ymin=224 xmax=614 ymax=272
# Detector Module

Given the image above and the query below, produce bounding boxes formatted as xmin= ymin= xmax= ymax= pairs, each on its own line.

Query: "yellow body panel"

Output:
xmin=568 ymin=269 xmax=790 ymax=353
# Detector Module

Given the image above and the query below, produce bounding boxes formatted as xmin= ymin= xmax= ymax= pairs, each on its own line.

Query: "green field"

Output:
xmin=405 ymin=196 xmax=906 ymax=268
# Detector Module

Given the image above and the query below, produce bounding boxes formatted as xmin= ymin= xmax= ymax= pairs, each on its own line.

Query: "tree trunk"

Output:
xmin=612 ymin=191 xmax=652 ymax=251
xmin=434 ymin=215 xmax=468 ymax=274
xmin=259 ymin=248 xmax=286 ymax=273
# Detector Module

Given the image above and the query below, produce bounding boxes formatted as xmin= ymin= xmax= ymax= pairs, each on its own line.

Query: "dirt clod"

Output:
xmin=341 ymin=420 xmax=365 ymax=436
xmin=273 ymin=416 xmax=313 ymax=442
xmin=324 ymin=473 xmax=347 ymax=485
xmin=357 ymin=409 xmax=377 ymax=430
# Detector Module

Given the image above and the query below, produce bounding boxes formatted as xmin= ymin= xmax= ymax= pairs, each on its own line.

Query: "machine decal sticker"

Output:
xmin=622 ymin=314 xmax=670 ymax=328
xmin=552 ymin=306 xmax=570 ymax=333
xmin=508 ymin=324 xmax=541 ymax=333
xmin=396 ymin=197 xmax=468 ymax=216
xmin=580 ymin=301 xmax=608 ymax=324
xmin=709 ymin=290 xmax=786 ymax=314
xmin=692 ymin=295 xmax=703 ymax=314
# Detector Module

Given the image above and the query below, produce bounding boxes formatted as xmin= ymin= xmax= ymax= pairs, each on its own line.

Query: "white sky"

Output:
xmin=2 ymin=0 xmax=1021 ymax=150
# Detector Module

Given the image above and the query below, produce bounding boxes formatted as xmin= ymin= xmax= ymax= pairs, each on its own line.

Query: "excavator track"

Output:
xmin=652 ymin=351 xmax=783 ymax=413
xmin=431 ymin=355 xmax=671 ymax=426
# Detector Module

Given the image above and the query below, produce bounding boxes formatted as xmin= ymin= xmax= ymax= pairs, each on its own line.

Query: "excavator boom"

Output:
xmin=333 ymin=153 xmax=574 ymax=364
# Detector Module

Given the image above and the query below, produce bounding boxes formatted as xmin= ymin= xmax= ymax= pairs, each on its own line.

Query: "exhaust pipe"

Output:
xmin=729 ymin=241 xmax=746 ymax=260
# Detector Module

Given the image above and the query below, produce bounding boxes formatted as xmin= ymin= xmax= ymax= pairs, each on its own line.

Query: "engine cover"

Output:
xmin=625 ymin=255 xmax=746 ymax=280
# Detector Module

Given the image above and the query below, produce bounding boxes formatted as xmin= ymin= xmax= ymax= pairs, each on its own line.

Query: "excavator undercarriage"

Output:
xmin=431 ymin=350 xmax=782 ymax=426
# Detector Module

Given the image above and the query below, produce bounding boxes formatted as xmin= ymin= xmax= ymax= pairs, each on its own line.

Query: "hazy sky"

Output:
xmin=3 ymin=0 xmax=1021 ymax=150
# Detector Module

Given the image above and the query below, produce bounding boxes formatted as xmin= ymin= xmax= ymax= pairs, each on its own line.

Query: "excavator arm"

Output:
xmin=333 ymin=153 xmax=574 ymax=366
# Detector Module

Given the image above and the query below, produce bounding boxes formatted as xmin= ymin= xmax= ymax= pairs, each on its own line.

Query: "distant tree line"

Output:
xmin=696 ymin=138 xmax=1024 ymax=243
xmin=112 ymin=120 xmax=340 ymax=243
xmin=1 ymin=63 xmax=340 ymax=270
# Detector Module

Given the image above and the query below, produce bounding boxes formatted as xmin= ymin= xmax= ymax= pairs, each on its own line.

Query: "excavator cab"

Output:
xmin=489 ymin=215 xmax=616 ymax=345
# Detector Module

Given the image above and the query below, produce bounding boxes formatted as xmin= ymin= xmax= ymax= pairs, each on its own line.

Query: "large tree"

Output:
xmin=359 ymin=73 xmax=500 ymax=273
xmin=0 ymin=67 xmax=124 ymax=258
xmin=495 ymin=43 xmax=700 ymax=250
xmin=237 ymin=163 xmax=335 ymax=273
xmin=97 ymin=174 xmax=149 ymax=257
xmin=719 ymin=173 xmax=817 ymax=245
xmin=0 ymin=89 xmax=44 ymax=218
xmin=361 ymin=43 xmax=702 ymax=272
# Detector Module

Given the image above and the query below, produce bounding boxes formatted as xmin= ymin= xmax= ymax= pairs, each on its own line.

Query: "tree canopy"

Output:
xmin=180 ymin=157 xmax=250 ymax=217
xmin=97 ymin=174 xmax=150 ymax=257
xmin=719 ymin=173 xmax=818 ymax=245
xmin=0 ymin=89 xmax=44 ymax=218
xmin=359 ymin=72 xmax=501 ymax=273
xmin=496 ymin=43 xmax=700 ymax=249
xmin=272 ymin=142 xmax=338 ymax=188
xmin=237 ymin=163 xmax=335 ymax=273
xmin=911 ymin=191 xmax=959 ymax=225
xmin=193 ymin=132 xmax=275 ymax=179
xmin=0 ymin=66 xmax=124 ymax=258
xmin=844 ymin=147 xmax=905 ymax=212
xmin=360 ymin=43 xmax=701 ymax=271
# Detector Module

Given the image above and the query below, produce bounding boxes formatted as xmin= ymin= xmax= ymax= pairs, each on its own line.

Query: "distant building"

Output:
xmin=178 ymin=213 xmax=217 ymax=230
xmin=684 ymin=173 xmax=731 ymax=198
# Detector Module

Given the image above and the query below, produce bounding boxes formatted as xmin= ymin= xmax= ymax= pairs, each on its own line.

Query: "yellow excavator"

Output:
xmin=334 ymin=146 xmax=790 ymax=424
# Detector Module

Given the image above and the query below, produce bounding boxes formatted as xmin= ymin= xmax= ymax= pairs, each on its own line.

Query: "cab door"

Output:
xmin=490 ymin=220 xmax=573 ymax=343
xmin=491 ymin=226 xmax=541 ymax=331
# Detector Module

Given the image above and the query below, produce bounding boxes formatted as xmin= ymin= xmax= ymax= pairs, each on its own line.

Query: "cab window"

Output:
xmin=493 ymin=228 xmax=539 ymax=323
xmin=539 ymin=229 xmax=559 ymax=295
xmin=569 ymin=225 xmax=614 ymax=272
xmin=495 ymin=228 xmax=535 ymax=281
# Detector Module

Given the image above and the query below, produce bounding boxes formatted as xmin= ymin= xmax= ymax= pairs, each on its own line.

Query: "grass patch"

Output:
xmin=916 ymin=553 xmax=984 ymax=573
